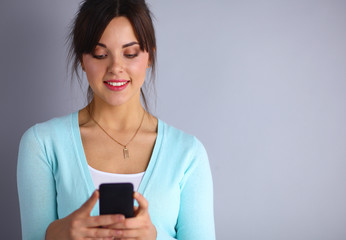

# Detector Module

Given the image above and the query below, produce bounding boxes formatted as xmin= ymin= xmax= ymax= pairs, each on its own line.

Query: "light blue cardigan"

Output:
xmin=17 ymin=112 xmax=215 ymax=239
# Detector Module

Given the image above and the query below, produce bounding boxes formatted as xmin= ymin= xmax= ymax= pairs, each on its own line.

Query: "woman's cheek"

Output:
xmin=132 ymin=56 xmax=150 ymax=75
xmin=85 ymin=61 xmax=106 ymax=80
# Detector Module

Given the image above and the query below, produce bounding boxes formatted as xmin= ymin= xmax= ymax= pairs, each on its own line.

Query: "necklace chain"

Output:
xmin=87 ymin=109 xmax=145 ymax=159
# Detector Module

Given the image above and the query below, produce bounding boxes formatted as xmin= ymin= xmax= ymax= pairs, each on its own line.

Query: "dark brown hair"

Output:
xmin=67 ymin=0 xmax=156 ymax=110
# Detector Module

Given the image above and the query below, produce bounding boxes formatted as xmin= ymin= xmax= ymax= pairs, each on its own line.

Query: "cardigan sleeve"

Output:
xmin=17 ymin=126 xmax=58 ymax=240
xmin=175 ymin=138 xmax=216 ymax=240
xmin=156 ymin=226 xmax=177 ymax=240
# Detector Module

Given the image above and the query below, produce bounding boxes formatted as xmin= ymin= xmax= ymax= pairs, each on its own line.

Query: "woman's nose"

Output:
xmin=108 ymin=55 xmax=124 ymax=74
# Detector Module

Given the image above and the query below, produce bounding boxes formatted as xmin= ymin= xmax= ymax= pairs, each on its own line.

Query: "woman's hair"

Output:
xmin=67 ymin=0 xmax=156 ymax=110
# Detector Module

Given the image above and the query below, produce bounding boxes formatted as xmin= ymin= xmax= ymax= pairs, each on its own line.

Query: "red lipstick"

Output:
xmin=104 ymin=80 xmax=130 ymax=91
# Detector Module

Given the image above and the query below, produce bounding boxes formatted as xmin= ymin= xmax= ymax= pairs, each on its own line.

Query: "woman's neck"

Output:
xmin=87 ymin=96 xmax=145 ymax=132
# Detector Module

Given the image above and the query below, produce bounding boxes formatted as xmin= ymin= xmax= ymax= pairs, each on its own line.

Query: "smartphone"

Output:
xmin=99 ymin=183 xmax=134 ymax=218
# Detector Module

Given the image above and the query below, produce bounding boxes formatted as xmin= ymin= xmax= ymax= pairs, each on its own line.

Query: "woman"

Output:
xmin=17 ymin=0 xmax=215 ymax=239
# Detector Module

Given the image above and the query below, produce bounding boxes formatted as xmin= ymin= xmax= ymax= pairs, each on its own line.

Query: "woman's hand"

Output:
xmin=104 ymin=192 xmax=157 ymax=240
xmin=45 ymin=190 xmax=122 ymax=240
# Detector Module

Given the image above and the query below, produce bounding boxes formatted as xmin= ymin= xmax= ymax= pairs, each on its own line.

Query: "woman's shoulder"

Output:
xmin=156 ymin=119 xmax=210 ymax=179
xmin=20 ymin=112 xmax=77 ymax=144
xmin=158 ymin=119 xmax=206 ymax=154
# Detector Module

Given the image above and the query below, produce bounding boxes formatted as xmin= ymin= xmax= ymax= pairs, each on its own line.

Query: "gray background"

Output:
xmin=1 ymin=0 xmax=346 ymax=239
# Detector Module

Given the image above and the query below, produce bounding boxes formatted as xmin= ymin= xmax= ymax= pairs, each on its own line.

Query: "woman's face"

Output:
xmin=82 ymin=17 xmax=150 ymax=107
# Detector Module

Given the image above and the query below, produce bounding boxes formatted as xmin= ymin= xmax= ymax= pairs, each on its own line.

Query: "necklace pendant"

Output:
xmin=123 ymin=147 xmax=129 ymax=159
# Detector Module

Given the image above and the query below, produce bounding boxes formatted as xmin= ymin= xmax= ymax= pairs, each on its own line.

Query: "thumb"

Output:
xmin=75 ymin=190 xmax=99 ymax=216
xmin=134 ymin=192 xmax=149 ymax=216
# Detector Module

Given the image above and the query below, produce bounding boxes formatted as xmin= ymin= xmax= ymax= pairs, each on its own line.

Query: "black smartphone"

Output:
xmin=99 ymin=183 xmax=134 ymax=218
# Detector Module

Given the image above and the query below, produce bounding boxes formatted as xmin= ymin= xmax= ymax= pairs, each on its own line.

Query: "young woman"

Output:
xmin=17 ymin=0 xmax=215 ymax=239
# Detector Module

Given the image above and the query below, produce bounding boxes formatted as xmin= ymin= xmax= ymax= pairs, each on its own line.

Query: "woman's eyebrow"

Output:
xmin=96 ymin=42 xmax=139 ymax=49
xmin=96 ymin=43 xmax=107 ymax=48
xmin=122 ymin=41 xmax=139 ymax=48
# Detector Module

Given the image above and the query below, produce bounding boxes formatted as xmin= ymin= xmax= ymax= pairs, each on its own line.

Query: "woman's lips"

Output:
xmin=104 ymin=80 xmax=130 ymax=91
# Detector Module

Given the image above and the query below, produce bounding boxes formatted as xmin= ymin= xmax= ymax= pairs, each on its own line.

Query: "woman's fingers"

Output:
xmin=82 ymin=227 xmax=118 ymax=238
xmin=110 ymin=228 xmax=140 ymax=238
xmin=76 ymin=190 xmax=99 ymax=217
xmin=101 ymin=192 xmax=156 ymax=239
xmin=134 ymin=192 xmax=149 ymax=215
xmin=106 ymin=192 xmax=148 ymax=229
xmin=84 ymin=214 xmax=125 ymax=228
xmin=47 ymin=191 xmax=134 ymax=239
xmin=107 ymin=192 xmax=148 ymax=228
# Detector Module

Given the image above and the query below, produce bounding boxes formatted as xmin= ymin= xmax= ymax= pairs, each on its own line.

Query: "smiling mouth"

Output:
xmin=104 ymin=80 xmax=130 ymax=86
xmin=106 ymin=81 xmax=127 ymax=86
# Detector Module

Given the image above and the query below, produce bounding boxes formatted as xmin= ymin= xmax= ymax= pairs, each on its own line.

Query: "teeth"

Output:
xmin=107 ymin=81 xmax=127 ymax=86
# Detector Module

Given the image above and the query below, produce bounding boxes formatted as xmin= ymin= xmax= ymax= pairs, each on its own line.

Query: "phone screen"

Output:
xmin=99 ymin=183 xmax=134 ymax=218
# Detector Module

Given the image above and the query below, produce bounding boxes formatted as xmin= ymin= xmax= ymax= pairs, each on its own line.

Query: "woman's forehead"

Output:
xmin=98 ymin=17 xmax=138 ymax=47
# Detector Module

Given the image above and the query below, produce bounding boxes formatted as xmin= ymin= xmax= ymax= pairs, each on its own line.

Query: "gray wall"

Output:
xmin=1 ymin=0 xmax=346 ymax=239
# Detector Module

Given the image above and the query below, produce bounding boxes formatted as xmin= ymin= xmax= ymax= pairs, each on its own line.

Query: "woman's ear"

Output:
xmin=147 ymin=61 xmax=151 ymax=68
xmin=147 ymin=48 xmax=156 ymax=68
xmin=81 ymin=61 xmax=85 ymax=71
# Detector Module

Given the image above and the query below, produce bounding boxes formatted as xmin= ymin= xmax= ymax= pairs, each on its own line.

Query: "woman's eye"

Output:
xmin=92 ymin=54 xmax=107 ymax=59
xmin=125 ymin=53 xmax=138 ymax=59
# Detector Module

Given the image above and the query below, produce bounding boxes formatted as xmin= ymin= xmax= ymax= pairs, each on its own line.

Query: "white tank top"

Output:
xmin=88 ymin=165 xmax=145 ymax=192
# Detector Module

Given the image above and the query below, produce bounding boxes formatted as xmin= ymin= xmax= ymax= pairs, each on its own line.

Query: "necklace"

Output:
xmin=88 ymin=109 xmax=145 ymax=159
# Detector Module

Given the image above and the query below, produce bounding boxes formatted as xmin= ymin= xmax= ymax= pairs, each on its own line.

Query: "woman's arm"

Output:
xmin=17 ymin=126 xmax=58 ymax=240
xmin=175 ymin=138 xmax=216 ymax=240
xmin=17 ymin=126 xmax=123 ymax=240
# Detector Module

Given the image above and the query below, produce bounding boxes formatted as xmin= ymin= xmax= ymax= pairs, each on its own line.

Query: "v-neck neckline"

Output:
xmin=71 ymin=111 xmax=163 ymax=207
